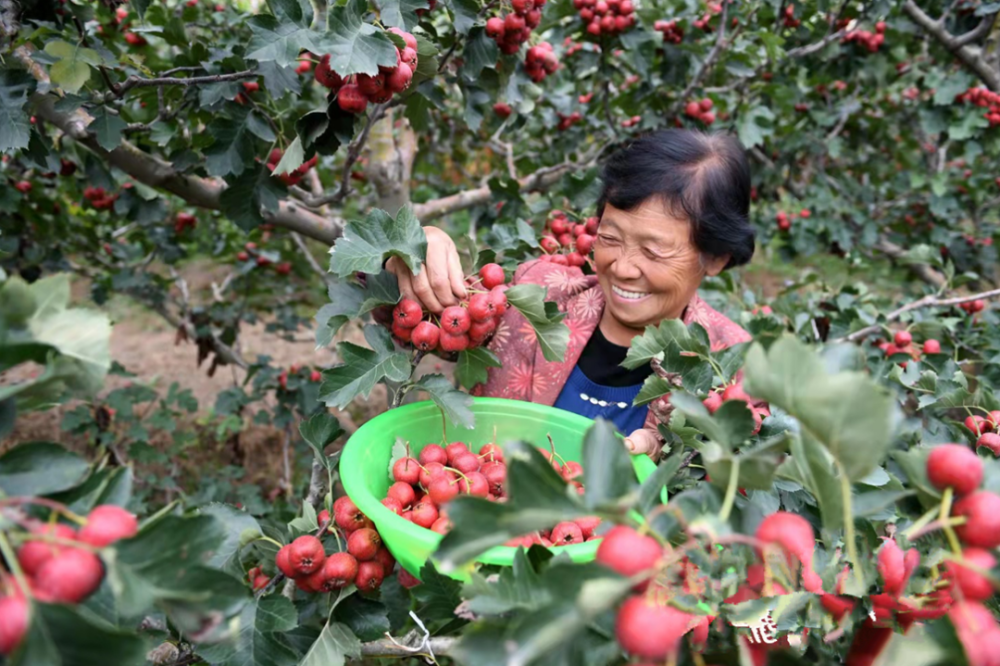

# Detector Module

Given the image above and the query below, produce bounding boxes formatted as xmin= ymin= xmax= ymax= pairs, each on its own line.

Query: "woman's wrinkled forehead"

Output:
xmin=600 ymin=200 xmax=692 ymax=245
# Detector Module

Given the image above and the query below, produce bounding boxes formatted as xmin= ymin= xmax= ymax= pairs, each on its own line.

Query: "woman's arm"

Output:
xmin=385 ymin=226 xmax=467 ymax=313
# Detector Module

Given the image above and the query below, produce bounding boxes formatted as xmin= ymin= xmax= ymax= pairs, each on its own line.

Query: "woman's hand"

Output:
xmin=624 ymin=429 xmax=663 ymax=459
xmin=386 ymin=226 xmax=468 ymax=314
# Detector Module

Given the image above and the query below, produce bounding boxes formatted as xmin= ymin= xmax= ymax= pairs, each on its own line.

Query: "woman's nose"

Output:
xmin=610 ymin=252 xmax=642 ymax=281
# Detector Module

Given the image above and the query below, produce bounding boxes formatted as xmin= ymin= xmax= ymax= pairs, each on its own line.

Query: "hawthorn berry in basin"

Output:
xmin=338 ymin=397 xmax=661 ymax=582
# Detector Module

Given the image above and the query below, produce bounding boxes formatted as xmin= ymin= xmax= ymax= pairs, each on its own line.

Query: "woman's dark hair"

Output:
xmin=597 ymin=129 xmax=755 ymax=269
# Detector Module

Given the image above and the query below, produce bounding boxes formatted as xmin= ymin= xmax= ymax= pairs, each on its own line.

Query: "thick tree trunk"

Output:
xmin=365 ymin=108 xmax=417 ymax=216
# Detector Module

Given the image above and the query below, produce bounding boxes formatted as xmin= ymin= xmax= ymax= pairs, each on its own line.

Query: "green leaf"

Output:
xmin=48 ymin=466 xmax=133 ymax=515
xmin=271 ymin=136 xmax=304 ymax=175
xmin=736 ymin=105 xmax=775 ymax=148
xmin=319 ymin=325 xmax=412 ymax=409
xmin=299 ymin=411 xmax=345 ymax=466
xmin=414 ymin=374 xmax=475 ymax=429
xmin=463 ymin=547 xmax=551 ymax=614
xmin=0 ymin=442 xmax=89 ymax=496
xmin=581 ymin=419 xmax=637 ymax=510
xmin=504 ymin=284 xmax=569 ymax=363
xmin=332 ymin=596 xmax=390 ymax=641
xmin=328 ymin=205 xmax=428 ymax=278
xmin=88 ymin=107 xmax=127 ymax=151
xmin=455 ymin=347 xmax=502 ymax=390
xmin=267 ymin=0 xmax=310 ymax=25
xmin=299 ymin=621 xmax=361 ymax=666
xmin=245 ymin=16 xmax=327 ymax=68
xmin=623 ymin=319 xmax=709 ymax=370
xmin=204 ymin=109 xmax=259 ymax=177
xmin=669 ymin=393 xmax=756 ymax=450
xmin=450 ymin=0 xmax=481 ymax=34
xmin=377 ymin=0 xmax=428 ymax=31
xmin=461 ymin=28 xmax=498 ymax=82
xmin=742 ymin=335 xmax=898 ymax=481
xmin=357 ymin=270 xmax=402 ymax=316
xmin=777 ymin=432 xmax=844 ymax=533
xmin=219 ymin=164 xmax=284 ymax=231
xmin=633 ymin=375 xmax=674 ymax=406
xmin=0 ymin=70 xmax=35 ymax=153
xmin=315 ymin=280 xmax=366 ymax=347
xmin=411 ymin=561 xmax=464 ymax=622
xmin=701 ymin=436 xmax=789 ymax=493
xmin=205 ymin=596 xmax=298 ymax=666
xmin=319 ymin=0 xmax=401 ymax=76
xmin=45 ymin=40 xmax=99 ymax=94
xmin=639 ymin=452 xmax=679 ymax=513
xmin=12 ymin=603 xmax=147 ymax=666
xmin=200 ymin=503 xmax=262 ymax=576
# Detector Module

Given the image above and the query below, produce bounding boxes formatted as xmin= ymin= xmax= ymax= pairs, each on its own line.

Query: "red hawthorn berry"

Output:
xmin=418 ymin=444 xmax=448 ymax=466
xmin=439 ymin=332 xmax=469 ymax=352
xmin=574 ymin=516 xmax=601 ymax=538
xmin=398 ymin=568 xmax=422 ymax=588
xmin=338 ymin=84 xmax=368 ymax=114
xmin=877 ymin=538 xmax=907 ymax=597
xmin=894 ymin=330 xmax=912 ymax=347
xmin=347 ymin=528 xmax=382 ymax=561
xmin=310 ymin=369 xmax=322 ymax=382
xmin=17 ymin=523 xmax=77 ymax=576
xmin=0 ymin=595 xmax=29 ymax=656
xmin=755 ymin=511 xmax=816 ymax=573
xmin=428 ymin=474 xmax=461 ymax=505
xmin=374 ymin=546 xmax=396 ymax=576
xmin=288 ymin=535 xmax=325 ymax=576
xmin=575 ymin=234 xmax=595 ymax=255
xmin=479 ymin=263 xmax=506 ymax=289
xmin=411 ymin=321 xmax=441 ymax=351
xmin=469 ymin=318 xmax=496 ymax=343
xmin=481 ymin=461 xmax=507 ymax=495
xmin=14 ymin=181 xmax=32 ymax=193
xmin=252 ymin=574 xmax=270 ymax=590
xmin=487 ymin=287 xmax=508 ymax=316
xmin=393 ymin=457 xmax=422 ymax=485
xmin=410 ymin=501 xmax=438 ymax=528
xmin=440 ymin=306 xmax=471 ymax=334
xmin=923 ymin=339 xmax=941 ymax=354
xmin=467 ymin=293 xmax=495 ymax=322
xmin=615 ymin=593 xmax=697 ymax=660
xmin=927 ymin=444 xmax=983 ymax=496
xmin=551 ymin=521 xmax=584 ymax=545
xmin=276 ymin=545 xmax=296 ymax=578
xmin=79 ymin=505 xmax=139 ymax=547
xmin=388 ymin=481 xmax=417 ymax=507
xmin=946 ymin=548 xmax=997 ymax=601
xmin=314 ymin=54 xmax=343 ymax=89
xmin=392 ymin=321 xmax=414 ymax=342
xmin=306 ymin=552 xmax=359 ymax=592
xmin=334 ymin=498 xmax=373 ymax=532
xmin=453 ymin=452 xmax=480 ymax=475
xmin=953 ymin=492 xmax=1000 ymax=549
xmin=237 ymin=251 xmax=249 ymax=261
xmin=275 ymin=262 xmax=292 ymax=275
xmin=703 ymin=391 xmax=723 ymax=413
xmin=493 ymin=102 xmax=512 ymax=118
xmin=595 ymin=526 xmax=662 ymax=587
xmin=393 ymin=298 xmax=423 ymax=328
xmin=560 ymin=460 xmax=583 ymax=480
xmin=721 ymin=382 xmax=752 ymax=403
xmin=356 ymin=560 xmax=385 ymax=592
xmin=34 ymin=549 xmax=105 ymax=603
xmin=485 ymin=16 xmax=506 ymax=39
xmin=977 ymin=433 xmax=1000 ymax=456
xmin=386 ymin=62 xmax=413 ymax=93
xmin=445 ymin=441 xmax=469 ymax=463
xmin=242 ymin=81 xmax=259 ymax=92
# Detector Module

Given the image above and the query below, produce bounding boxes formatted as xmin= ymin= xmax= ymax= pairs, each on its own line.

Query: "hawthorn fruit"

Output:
xmin=346 ymin=528 xmax=381 ymax=561
xmin=34 ymin=549 xmax=104 ymax=603
xmin=945 ymin=548 xmax=996 ymax=601
xmin=287 ymin=535 xmax=325 ymax=575
xmin=355 ymin=560 xmax=385 ymax=592
xmin=615 ymin=594 xmax=695 ymax=660
xmin=78 ymin=504 xmax=139 ymax=547
xmin=926 ymin=444 xmax=982 ymax=496
xmin=17 ymin=523 xmax=77 ymax=576
xmin=595 ymin=525 xmax=662 ymax=586
xmin=0 ymin=595 xmax=29 ymax=656
xmin=953 ymin=491 xmax=1000 ymax=549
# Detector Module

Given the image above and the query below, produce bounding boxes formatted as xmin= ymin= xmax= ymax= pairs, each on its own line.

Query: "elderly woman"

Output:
xmin=387 ymin=129 xmax=755 ymax=456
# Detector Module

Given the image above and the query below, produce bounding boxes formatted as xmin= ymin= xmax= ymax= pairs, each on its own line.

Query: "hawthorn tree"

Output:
xmin=4 ymin=0 xmax=1000 ymax=664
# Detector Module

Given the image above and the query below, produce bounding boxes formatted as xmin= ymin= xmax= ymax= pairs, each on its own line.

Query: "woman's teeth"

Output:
xmin=612 ymin=285 xmax=649 ymax=301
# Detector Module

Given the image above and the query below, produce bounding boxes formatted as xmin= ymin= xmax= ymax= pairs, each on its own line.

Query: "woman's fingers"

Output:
xmin=623 ymin=429 xmax=662 ymax=459
xmin=411 ymin=264 xmax=445 ymax=314
xmin=424 ymin=238 xmax=459 ymax=309
xmin=447 ymin=244 xmax=468 ymax=302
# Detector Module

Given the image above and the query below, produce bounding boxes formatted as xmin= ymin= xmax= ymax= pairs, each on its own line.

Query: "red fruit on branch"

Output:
xmin=551 ymin=521 xmax=584 ymax=545
xmin=596 ymin=526 xmax=662 ymax=586
xmin=877 ymin=538 xmax=906 ymax=597
xmin=977 ymin=433 xmax=1000 ymax=456
xmin=306 ymin=552 xmax=359 ymax=592
xmin=479 ymin=262 xmax=506 ymax=289
xmin=386 ymin=62 xmax=413 ymax=93
xmin=493 ymin=102 xmax=512 ymax=118
xmin=469 ymin=318 xmax=496 ymax=343
xmin=34 ymin=549 xmax=104 ymax=603
xmin=393 ymin=298 xmax=423 ymax=328
xmin=411 ymin=321 xmax=441 ymax=351
xmin=468 ymin=293 xmax=495 ymax=322
xmin=392 ymin=322 xmax=413 ymax=342
xmin=945 ymin=549 xmax=997 ymax=601
xmin=615 ymin=594 xmax=696 ymax=660
xmin=703 ymin=391 xmax=723 ymax=413
xmin=439 ymin=332 xmax=469 ymax=352
xmin=923 ymin=339 xmax=941 ymax=354
xmin=965 ymin=415 xmax=991 ymax=436
xmin=953 ymin=492 xmax=1000 ymax=549
xmin=276 ymin=545 xmax=296 ymax=578
xmin=347 ymin=528 xmax=381 ymax=561
xmin=755 ymin=511 xmax=817 ymax=574
xmin=894 ymin=330 xmax=912 ymax=347
xmin=314 ymin=55 xmax=343 ymax=89
xmin=374 ymin=547 xmax=396 ymax=575
xmin=440 ymin=306 xmax=472 ymax=334
xmin=487 ymin=288 xmax=508 ymax=316
xmin=79 ymin=505 xmax=139 ymax=547
xmin=338 ymin=84 xmax=368 ymax=113
xmin=479 ymin=443 xmax=503 ymax=462
xmin=288 ymin=535 xmax=325 ymax=575
xmin=334 ymin=498 xmax=373 ymax=532
xmin=356 ymin=560 xmax=385 ymax=591
xmin=926 ymin=444 xmax=982 ymax=496
xmin=17 ymin=523 xmax=77 ymax=576
xmin=0 ymin=595 xmax=29 ymax=656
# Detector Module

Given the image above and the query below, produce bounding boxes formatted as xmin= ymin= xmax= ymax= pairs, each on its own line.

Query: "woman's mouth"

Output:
xmin=611 ymin=285 xmax=651 ymax=303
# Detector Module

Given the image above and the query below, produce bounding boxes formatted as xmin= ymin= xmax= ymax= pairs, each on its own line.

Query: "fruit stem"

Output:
xmin=545 ymin=433 xmax=567 ymax=466
xmin=0 ymin=497 xmax=88 ymax=525
xmin=937 ymin=487 xmax=964 ymax=555
xmin=0 ymin=529 xmax=32 ymax=600
xmin=9 ymin=532 xmax=101 ymax=553
xmin=258 ymin=535 xmax=285 ymax=549
xmin=901 ymin=505 xmax=940 ymax=541
xmin=718 ymin=457 xmax=740 ymax=522
xmin=836 ymin=460 xmax=864 ymax=592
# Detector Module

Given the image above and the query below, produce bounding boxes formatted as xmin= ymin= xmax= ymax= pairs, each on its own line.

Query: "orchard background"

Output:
xmin=4 ymin=0 xmax=1000 ymax=664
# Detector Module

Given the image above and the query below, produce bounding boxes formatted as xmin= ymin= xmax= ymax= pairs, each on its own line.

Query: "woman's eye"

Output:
xmin=598 ymin=235 xmax=617 ymax=244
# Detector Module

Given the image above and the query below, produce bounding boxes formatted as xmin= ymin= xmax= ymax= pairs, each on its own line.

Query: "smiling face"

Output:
xmin=594 ymin=198 xmax=729 ymax=346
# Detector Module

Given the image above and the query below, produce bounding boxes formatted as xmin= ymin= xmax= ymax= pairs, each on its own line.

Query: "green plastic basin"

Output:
xmin=339 ymin=397 xmax=659 ymax=580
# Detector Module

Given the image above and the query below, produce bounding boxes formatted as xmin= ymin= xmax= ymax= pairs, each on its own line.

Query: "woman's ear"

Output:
xmin=703 ymin=254 xmax=730 ymax=277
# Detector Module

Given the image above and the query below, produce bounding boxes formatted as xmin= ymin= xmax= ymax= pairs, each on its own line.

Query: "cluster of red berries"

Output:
xmin=539 ymin=210 xmax=598 ymax=266
xmin=174 ymin=212 xmax=197 ymax=234
xmin=83 ymin=186 xmax=120 ymax=211
xmin=620 ymin=114 xmax=641 ymax=128
xmin=556 ymin=111 xmax=584 ymax=131
xmin=264 ymin=148 xmax=318 ymax=188
xmin=652 ymin=19 xmax=684 ymax=44
xmin=236 ymin=241 xmax=292 ymax=274
xmin=684 ymin=98 xmax=716 ymax=125
xmin=692 ymin=1 xmax=722 ymax=31
xmin=702 ymin=381 xmax=769 ymax=435
xmin=524 ymin=43 xmax=559 ymax=83
xmin=959 ymin=298 xmax=987 ymax=315
xmin=493 ymin=102 xmax=513 ymax=118
xmin=484 ymin=0 xmax=547 ymax=56
xmin=390 ymin=264 xmax=510 ymax=354
xmin=0 ymin=505 xmax=138 ymax=656
xmin=955 ymin=87 xmax=1000 ymax=128
xmin=572 ymin=0 xmax=635 ymax=36
xmin=562 ymin=36 xmax=587 ymax=56
xmin=277 ymin=363 xmax=323 ymax=390
xmin=876 ymin=331 xmax=941 ymax=368
xmin=312 ymin=28 xmax=418 ymax=114
xmin=274 ymin=503 xmax=395 ymax=594
xmin=106 ymin=6 xmax=148 ymax=47
xmin=842 ymin=21 xmax=886 ymax=53
xmin=962 ymin=411 xmax=1000 ymax=455
xmin=781 ymin=4 xmax=800 ymax=28
xmin=775 ymin=208 xmax=810 ymax=232
xmin=13 ymin=180 xmax=31 ymax=194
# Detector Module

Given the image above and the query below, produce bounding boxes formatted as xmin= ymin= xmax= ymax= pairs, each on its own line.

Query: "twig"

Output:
xmin=668 ymin=1 xmax=732 ymax=117
xmin=902 ymin=1 xmax=1000 ymax=91
xmin=292 ymin=231 xmax=329 ymax=280
xmin=836 ymin=287 xmax=1000 ymax=343
xmin=109 ymin=69 xmax=259 ymax=100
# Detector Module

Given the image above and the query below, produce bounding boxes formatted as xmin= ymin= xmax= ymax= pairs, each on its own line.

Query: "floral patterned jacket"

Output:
xmin=471 ymin=259 xmax=751 ymax=438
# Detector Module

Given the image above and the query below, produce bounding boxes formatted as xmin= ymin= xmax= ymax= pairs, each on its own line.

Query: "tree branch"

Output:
xmin=835 ymin=287 xmax=1000 ymax=343
xmin=872 ymin=237 xmax=947 ymax=288
xmin=108 ymin=69 xmax=258 ymax=100
xmin=902 ymin=0 xmax=1000 ymax=91
xmin=954 ymin=13 xmax=998 ymax=48
xmin=668 ymin=1 xmax=731 ymax=117
xmin=359 ymin=632 xmax=456 ymax=658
